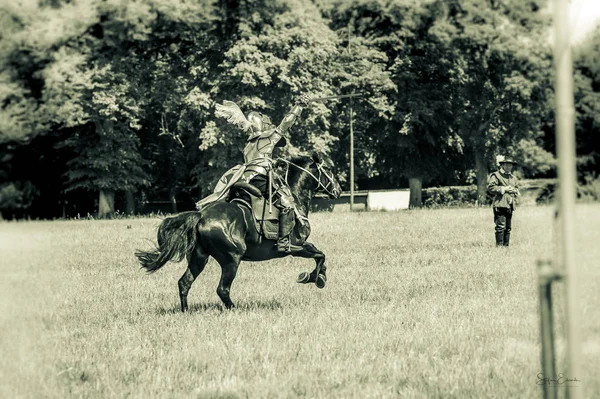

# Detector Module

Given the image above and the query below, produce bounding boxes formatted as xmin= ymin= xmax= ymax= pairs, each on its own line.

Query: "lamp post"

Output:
xmin=350 ymin=105 xmax=354 ymax=212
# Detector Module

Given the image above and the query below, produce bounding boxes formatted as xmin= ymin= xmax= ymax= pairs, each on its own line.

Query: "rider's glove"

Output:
xmin=295 ymin=94 xmax=312 ymax=106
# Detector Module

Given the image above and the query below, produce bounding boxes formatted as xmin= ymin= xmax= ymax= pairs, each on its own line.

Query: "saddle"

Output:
xmin=229 ymin=182 xmax=281 ymax=240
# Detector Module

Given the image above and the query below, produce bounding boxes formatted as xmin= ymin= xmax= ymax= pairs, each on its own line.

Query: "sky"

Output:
xmin=569 ymin=0 xmax=600 ymax=43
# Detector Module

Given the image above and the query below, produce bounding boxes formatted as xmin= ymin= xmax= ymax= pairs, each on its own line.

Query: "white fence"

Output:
xmin=316 ymin=189 xmax=411 ymax=212
xmin=366 ymin=189 xmax=410 ymax=211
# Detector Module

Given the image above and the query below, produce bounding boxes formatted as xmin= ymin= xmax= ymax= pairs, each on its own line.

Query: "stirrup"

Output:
xmin=276 ymin=238 xmax=291 ymax=253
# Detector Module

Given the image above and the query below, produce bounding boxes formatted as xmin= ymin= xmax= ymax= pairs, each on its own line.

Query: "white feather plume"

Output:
xmin=214 ymin=101 xmax=252 ymax=132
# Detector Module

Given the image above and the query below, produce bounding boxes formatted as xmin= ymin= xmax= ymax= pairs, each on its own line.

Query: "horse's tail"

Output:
xmin=135 ymin=211 xmax=202 ymax=273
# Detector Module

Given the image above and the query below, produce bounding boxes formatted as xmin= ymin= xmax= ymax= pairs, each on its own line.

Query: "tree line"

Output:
xmin=0 ymin=0 xmax=598 ymax=219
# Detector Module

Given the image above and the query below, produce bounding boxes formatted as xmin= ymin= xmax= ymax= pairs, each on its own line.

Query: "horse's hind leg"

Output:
xmin=178 ymin=246 xmax=209 ymax=312
xmin=214 ymin=253 xmax=242 ymax=310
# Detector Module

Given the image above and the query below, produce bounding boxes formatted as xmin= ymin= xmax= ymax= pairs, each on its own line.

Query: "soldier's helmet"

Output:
xmin=247 ymin=112 xmax=264 ymax=133
xmin=500 ymin=157 xmax=518 ymax=165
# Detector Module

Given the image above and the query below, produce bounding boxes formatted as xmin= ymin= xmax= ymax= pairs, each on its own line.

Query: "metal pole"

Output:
xmin=553 ymin=1 xmax=581 ymax=398
xmin=538 ymin=260 xmax=558 ymax=399
xmin=348 ymin=23 xmax=355 ymax=213
xmin=350 ymin=105 xmax=354 ymax=212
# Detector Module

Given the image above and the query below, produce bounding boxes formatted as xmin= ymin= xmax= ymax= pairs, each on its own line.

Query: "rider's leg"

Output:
xmin=275 ymin=186 xmax=296 ymax=253
xmin=276 ymin=206 xmax=295 ymax=252
xmin=248 ymin=175 xmax=268 ymax=195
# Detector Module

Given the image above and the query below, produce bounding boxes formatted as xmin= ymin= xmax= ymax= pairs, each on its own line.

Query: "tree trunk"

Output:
xmin=169 ymin=192 xmax=178 ymax=214
xmin=475 ymin=151 xmax=489 ymax=205
xmin=98 ymin=190 xmax=115 ymax=219
xmin=125 ymin=190 xmax=135 ymax=215
xmin=408 ymin=177 xmax=423 ymax=208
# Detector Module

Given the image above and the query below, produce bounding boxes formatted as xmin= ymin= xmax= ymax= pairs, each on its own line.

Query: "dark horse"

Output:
xmin=135 ymin=153 xmax=342 ymax=311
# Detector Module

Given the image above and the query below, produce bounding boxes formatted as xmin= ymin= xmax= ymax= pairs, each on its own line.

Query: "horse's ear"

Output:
xmin=274 ymin=158 xmax=286 ymax=169
xmin=312 ymin=152 xmax=322 ymax=164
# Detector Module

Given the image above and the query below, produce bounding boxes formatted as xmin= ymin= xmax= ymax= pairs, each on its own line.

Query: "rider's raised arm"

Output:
xmin=275 ymin=105 xmax=303 ymax=136
xmin=274 ymin=94 xmax=311 ymax=137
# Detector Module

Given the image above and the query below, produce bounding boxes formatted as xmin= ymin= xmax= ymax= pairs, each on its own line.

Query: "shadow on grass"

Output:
xmin=464 ymin=241 xmax=488 ymax=248
xmin=156 ymin=298 xmax=283 ymax=315
xmin=426 ymin=240 xmax=489 ymax=250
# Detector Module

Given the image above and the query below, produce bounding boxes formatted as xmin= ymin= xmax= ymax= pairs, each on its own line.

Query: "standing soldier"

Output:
xmin=196 ymin=94 xmax=312 ymax=253
xmin=487 ymin=155 xmax=520 ymax=247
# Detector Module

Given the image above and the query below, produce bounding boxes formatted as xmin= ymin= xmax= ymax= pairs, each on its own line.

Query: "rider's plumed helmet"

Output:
xmin=247 ymin=112 xmax=264 ymax=133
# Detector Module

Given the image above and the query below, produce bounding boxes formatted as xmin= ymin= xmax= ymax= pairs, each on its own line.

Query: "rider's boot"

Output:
xmin=276 ymin=208 xmax=295 ymax=253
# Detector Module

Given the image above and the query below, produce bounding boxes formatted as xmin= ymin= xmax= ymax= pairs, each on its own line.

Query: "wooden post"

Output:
xmin=537 ymin=260 xmax=558 ymax=399
xmin=553 ymin=1 xmax=581 ymax=398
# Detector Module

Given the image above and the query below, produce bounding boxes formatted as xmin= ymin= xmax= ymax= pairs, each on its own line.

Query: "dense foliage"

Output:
xmin=0 ymin=0 xmax=598 ymax=218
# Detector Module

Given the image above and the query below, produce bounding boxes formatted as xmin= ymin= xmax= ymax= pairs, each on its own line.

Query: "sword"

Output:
xmin=268 ymin=168 xmax=273 ymax=214
xmin=307 ymin=92 xmax=364 ymax=103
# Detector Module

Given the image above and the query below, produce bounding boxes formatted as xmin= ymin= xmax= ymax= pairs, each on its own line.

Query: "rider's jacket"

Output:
xmin=241 ymin=104 xmax=304 ymax=184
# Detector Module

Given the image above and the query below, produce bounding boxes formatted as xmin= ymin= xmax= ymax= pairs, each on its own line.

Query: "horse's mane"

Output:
xmin=287 ymin=154 xmax=312 ymax=166
xmin=278 ymin=154 xmax=315 ymax=186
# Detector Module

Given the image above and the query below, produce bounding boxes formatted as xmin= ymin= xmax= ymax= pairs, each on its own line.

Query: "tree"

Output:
xmin=60 ymin=120 xmax=149 ymax=217
xmin=573 ymin=25 xmax=600 ymax=179
xmin=1 ymin=0 xmax=221 ymax=217
xmin=0 ymin=0 xmax=564 ymax=218
xmin=0 ymin=181 xmax=37 ymax=220
xmin=191 ymin=0 xmax=383 ymax=195
xmin=324 ymin=0 xmax=469 ymax=206
xmin=441 ymin=0 xmax=552 ymax=202
xmin=329 ymin=28 xmax=396 ymax=192
xmin=0 ymin=0 xmax=149 ymax=217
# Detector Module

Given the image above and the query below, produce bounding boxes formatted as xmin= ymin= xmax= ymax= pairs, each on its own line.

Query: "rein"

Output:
xmin=276 ymin=158 xmax=337 ymax=198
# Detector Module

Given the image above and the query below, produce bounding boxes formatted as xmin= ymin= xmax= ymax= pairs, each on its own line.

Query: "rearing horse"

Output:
xmin=135 ymin=153 xmax=342 ymax=311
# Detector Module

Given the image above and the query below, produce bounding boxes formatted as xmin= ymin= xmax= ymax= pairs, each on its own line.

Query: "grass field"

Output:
xmin=1 ymin=204 xmax=599 ymax=398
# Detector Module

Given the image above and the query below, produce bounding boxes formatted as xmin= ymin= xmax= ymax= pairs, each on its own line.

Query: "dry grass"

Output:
xmin=0 ymin=204 xmax=598 ymax=398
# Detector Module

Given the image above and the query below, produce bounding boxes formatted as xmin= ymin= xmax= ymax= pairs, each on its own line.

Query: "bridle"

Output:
xmin=276 ymin=158 xmax=337 ymax=197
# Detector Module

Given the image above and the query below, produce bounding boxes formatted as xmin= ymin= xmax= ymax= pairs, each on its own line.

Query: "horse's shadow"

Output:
xmin=156 ymin=298 xmax=283 ymax=315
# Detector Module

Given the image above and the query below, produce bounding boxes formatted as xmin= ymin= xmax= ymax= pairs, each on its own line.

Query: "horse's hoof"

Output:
xmin=297 ymin=272 xmax=311 ymax=284
xmin=316 ymin=273 xmax=326 ymax=289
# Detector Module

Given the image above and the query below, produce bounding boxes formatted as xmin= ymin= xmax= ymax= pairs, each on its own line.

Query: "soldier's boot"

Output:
xmin=495 ymin=231 xmax=504 ymax=247
xmin=276 ymin=208 xmax=295 ymax=253
xmin=503 ymin=232 xmax=510 ymax=247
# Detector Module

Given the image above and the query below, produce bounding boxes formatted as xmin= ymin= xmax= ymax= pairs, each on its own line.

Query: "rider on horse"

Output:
xmin=196 ymin=94 xmax=312 ymax=253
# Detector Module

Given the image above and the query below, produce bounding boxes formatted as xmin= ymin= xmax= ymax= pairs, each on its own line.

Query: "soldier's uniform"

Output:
xmin=196 ymin=95 xmax=310 ymax=253
xmin=487 ymin=157 xmax=520 ymax=247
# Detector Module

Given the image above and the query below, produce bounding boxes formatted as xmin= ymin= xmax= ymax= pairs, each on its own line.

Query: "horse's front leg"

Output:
xmin=290 ymin=242 xmax=327 ymax=289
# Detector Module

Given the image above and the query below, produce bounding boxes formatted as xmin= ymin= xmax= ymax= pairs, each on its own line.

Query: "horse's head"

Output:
xmin=281 ymin=153 xmax=342 ymax=199
xmin=309 ymin=153 xmax=342 ymax=199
